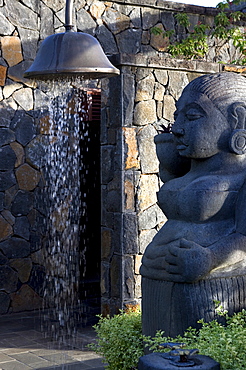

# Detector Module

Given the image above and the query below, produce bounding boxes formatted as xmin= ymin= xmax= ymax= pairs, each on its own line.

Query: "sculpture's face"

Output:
xmin=172 ymin=87 xmax=231 ymax=159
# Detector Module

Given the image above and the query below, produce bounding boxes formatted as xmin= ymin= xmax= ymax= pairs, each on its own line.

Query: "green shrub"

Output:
xmin=89 ymin=304 xmax=246 ymax=370
xmin=88 ymin=306 xmax=144 ymax=370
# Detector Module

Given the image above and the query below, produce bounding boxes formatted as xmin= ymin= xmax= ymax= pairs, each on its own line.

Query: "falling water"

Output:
xmin=39 ymin=78 xmax=92 ymax=341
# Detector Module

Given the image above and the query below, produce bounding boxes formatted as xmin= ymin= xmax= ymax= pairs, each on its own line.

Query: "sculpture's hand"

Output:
xmin=140 ymin=240 xmax=179 ymax=280
xmin=165 ymin=239 xmax=213 ymax=282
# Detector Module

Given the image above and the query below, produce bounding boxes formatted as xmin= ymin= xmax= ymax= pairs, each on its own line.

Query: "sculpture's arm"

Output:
xmin=165 ymin=233 xmax=246 ymax=282
xmin=154 ymin=133 xmax=190 ymax=182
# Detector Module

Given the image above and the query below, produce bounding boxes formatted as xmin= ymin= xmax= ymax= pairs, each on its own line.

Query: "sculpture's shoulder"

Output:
xmin=164 ymin=167 xmax=246 ymax=192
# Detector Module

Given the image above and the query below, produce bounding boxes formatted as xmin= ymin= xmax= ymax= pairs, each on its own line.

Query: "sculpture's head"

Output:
xmin=172 ymin=72 xmax=246 ymax=158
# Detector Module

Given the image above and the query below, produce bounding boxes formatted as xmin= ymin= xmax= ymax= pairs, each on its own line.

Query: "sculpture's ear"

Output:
xmin=229 ymin=102 xmax=246 ymax=130
xmin=229 ymin=103 xmax=246 ymax=155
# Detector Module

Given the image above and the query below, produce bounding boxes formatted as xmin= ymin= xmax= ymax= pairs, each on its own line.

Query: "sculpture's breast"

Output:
xmin=158 ymin=176 xmax=239 ymax=222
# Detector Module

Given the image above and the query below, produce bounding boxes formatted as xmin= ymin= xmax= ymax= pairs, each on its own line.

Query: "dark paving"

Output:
xmin=0 ymin=310 xmax=105 ymax=370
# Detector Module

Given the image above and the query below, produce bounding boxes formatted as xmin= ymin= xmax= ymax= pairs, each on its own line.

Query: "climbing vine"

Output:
xmin=151 ymin=0 xmax=246 ymax=64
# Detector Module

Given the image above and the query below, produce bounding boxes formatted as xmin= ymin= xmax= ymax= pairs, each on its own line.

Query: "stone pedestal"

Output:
xmin=138 ymin=353 xmax=220 ymax=370
xmin=142 ymin=274 xmax=246 ymax=338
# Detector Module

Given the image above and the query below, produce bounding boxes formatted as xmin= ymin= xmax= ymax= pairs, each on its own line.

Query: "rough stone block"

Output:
xmin=154 ymin=82 xmax=165 ymax=101
xmin=10 ymin=258 xmax=32 ymax=283
xmin=11 ymin=190 xmax=34 ymax=216
xmin=10 ymin=284 xmax=43 ymax=312
xmin=8 ymin=60 xmax=35 ymax=86
xmin=161 ymin=11 xmax=175 ymax=31
xmin=102 ymin=8 xmax=130 ymax=34
xmin=124 ymin=256 xmax=135 ymax=299
xmin=111 ymin=213 xmax=123 ymax=254
xmin=14 ymin=216 xmax=30 ymax=240
xmin=0 ymin=97 xmax=17 ymax=127
xmin=163 ymin=94 xmax=176 ymax=122
xmin=0 ymin=215 xmax=12 ymax=242
xmin=139 ymin=228 xmax=158 ymax=254
xmin=16 ymin=163 xmax=41 ymax=191
xmin=101 ymin=262 xmax=110 ymax=296
xmin=123 ymin=213 xmax=138 ymax=254
xmin=134 ymin=100 xmax=157 ymax=126
xmin=157 ymin=101 xmax=163 ymax=120
xmin=13 ymin=112 xmax=36 ymax=146
xmin=40 ymin=2 xmax=54 ymax=39
xmin=0 ymin=128 xmax=15 ymax=147
xmin=0 ymin=251 xmax=8 ymax=265
xmin=101 ymin=145 xmax=115 ymax=184
xmin=101 ymin=227 xmax=112 ymax=260
xmin=96 ymin=24 xmax=118 ymax=55
xmin=136 ymin=73 xmax=155 ymax=102
xmin=0 ymin=65 xmax=7 ymax=86
xmin=106 ymin=176 xmax=122 ymax=213
xmin=137 ymin=174 xmax=159 ymax=213
xmin=25 ymin=135 xmax=47 ymax=169
xmin=123 ymin=127 xmax=140 ymax=170
xmin=142 ymin=30 xmax=150 ymax=45
xmin=135 ymin=254 xmax=142 ymax=274
xmin=138 ymin=203 xmax=166 ymax=230
xmin=116 ymin=29 xmax=142 ymax=54
xmin=111 ymin=255 xmax=122 ymax=298
xmin=142 ymin=8 xmax=160 ymax=29
xmin=1 ymin=36 xmax=23 ymax=67
xmin=138 ymin=125 xmax=159 ymax=174
xmin=124 ymin=173 xmax=135 ymax=211
xmin=0 ymin=265 xmax=18 ymax=293
xmin=136 ymin=68 xmax=153 ymax=82
xmin=168 ymin=71 xmax=190 ymax=101
xmin=0 ymin=192 xmax=4 ymax=212
xmin=150 ymin=23 xmax=169 ymax=52
xmin=41 ymin=0 xmax=64 ymax=12
xmin=13 ymin=88 xmax=33 ymax=111
xmin=0 ymin=292 xmax=10 ymax=314
xmin=0 ymin=13 xmax=15 ymax=35
xmin=33 ymin=187 xmax=49 ymax=217
xmin=1 ymin=210 xmax=15 ymax=226
xmin=135 ymin=274 xmax=141 ymax=298
xmin=123 ymin=73 xmax=135 ymax=126
xmin=107 ymin=76 xmax=122 ymax=128
xmin=10 ymin=141 xmax=25 ymax=167
xmin=30 ymin=233 xmax=42 ymax=252
xmin=0 ymin=237 xmax=30 ymax=259
xmin=0 ymin=145 xmax=16 ymax=170
xmin=0 ymin=171 xmax=16 ymax=191
xmin=154 ymin=69 xmax=168 ymax=86
xmin=5 ymin=0 xmax=38 ymax=30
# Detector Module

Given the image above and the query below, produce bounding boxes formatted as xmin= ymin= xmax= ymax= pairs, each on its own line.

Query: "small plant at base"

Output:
xmin=89 ymin=303 xmax=246 ymax=370
xmin=88 ymin=306 xmax=144 ymax=370
xmin=144 ymin=302 xmax=246 ymax=370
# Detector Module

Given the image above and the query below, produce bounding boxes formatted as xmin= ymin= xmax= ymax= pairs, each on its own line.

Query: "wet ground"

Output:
xmin=0 ymin=310 xmax=105 ymax=370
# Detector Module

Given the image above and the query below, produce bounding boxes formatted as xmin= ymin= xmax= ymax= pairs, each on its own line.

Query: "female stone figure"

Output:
xmin=140 ymin=72 xmax=246 ymax=337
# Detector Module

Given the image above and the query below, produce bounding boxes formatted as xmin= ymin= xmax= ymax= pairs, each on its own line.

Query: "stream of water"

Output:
xmin=39 ymin=79 xmax=91 ymax=340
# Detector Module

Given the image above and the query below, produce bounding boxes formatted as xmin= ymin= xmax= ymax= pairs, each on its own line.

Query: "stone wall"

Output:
xmin=0 ymin=0 xmax=245 ymax=314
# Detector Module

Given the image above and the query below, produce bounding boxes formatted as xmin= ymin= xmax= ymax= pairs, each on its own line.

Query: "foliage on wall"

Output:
xmin=151 ymin=0 xmax=246 ymax=64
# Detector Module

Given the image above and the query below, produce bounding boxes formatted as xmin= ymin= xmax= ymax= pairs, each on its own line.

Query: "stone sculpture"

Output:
xmin=140 ymin=72 xmax=246 ymax=338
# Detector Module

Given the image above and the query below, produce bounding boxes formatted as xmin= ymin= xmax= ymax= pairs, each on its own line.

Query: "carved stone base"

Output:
xmin=138 ymin=353 xmax=220 ymax=370
xmin=141 ymin=276 xmax=246 ymax=338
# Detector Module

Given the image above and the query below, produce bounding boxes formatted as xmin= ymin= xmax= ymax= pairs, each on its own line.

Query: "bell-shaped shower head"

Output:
xmin=24 ymin=31 xmax=120 ymax=80
xmin=24 ymin=0 xmax=119 ymax=80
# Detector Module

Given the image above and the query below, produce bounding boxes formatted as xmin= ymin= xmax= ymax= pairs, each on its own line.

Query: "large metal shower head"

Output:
xmin=24 ymin=0 xmax=120 ymax=80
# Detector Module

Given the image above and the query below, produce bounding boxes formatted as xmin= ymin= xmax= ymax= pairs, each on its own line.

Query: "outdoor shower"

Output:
xmin=23 ymin=0 xmax=119 ymax=337
xmin=24 ymin=0 xmax=120 ymax=79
